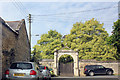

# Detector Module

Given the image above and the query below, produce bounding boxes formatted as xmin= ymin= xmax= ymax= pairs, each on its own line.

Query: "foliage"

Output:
xmin=63 ymin=18 xmax=117 ymax=61
xmin=33 ymin=30 xmax=62 ymax=59
xmin=33 ymin=18 xmax=117 ymax=61
xmin=107 ymin=20 xmax=120 ymax=59
xmin=59 ymin=54 xmax=73 ymax=63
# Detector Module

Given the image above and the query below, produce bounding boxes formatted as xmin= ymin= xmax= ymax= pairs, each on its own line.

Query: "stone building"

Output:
xmin=0 ymin=17 xmax=30 ymax=79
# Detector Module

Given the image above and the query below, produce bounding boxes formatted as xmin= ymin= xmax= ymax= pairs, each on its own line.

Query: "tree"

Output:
xmin=64 ymin=18 xmax=117 ymax=61
xmin=107 ymin=20 xmax=120 ymax=59
xmin=33 ymin=30 xmax=63 ymax=59
xmin=59 ymin=54 xmax=73 ymax=64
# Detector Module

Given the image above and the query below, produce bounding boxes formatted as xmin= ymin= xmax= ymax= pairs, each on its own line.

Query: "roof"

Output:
xmin=5 ymin=21 xmax=21 ymax=31
xmin=0 ymin=17 xmax=25 ymax=34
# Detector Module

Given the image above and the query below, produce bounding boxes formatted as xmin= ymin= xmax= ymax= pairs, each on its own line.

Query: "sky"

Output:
xmin=0 ymin=0 xmax=120 ymax=50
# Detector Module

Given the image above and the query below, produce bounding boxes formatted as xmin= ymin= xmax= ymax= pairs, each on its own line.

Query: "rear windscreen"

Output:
xmin=10 ymin=63 xmax=32 ymax=69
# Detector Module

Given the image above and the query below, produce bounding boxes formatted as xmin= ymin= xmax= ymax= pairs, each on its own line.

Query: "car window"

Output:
xmin=85 ymin=66 xmax=91 ymax=69
xmin=10 ymin=63 xmax=32 ymax=69
xmin=39 ymin=66 xmax=45 ymax=69
xmin=39 ymin=66 xmax=49 ymax=70
xmin=96 ymin=65 xmax=104 ymax=68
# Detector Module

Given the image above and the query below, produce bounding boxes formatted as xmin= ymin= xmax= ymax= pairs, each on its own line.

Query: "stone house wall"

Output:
xmin=15 ymin=20 xmax=30 ymax=61
xmin=0 ymin=18 xmax=30 ymax=79
xmin=0 ymin=19 xmax=2 ymax=80
xmin=2 ymin=19 xmax=17 ymax=78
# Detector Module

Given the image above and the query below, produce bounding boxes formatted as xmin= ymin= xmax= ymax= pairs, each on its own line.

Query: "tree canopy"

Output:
xmin=59 ymin=54 xmax=73 ymax=63
xmin=33 ymin=18 xmax=117 ymax=61
xmin=107 ymin=19 xmax=120 ymax=59
xmin=33 ymin=30 xmax=63 ymax=59
xmin=63 ymin=18 xmax=117 ymax=61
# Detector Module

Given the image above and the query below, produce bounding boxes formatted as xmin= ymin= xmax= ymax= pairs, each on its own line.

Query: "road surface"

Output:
xmin=51 ymin=75 xmax=120 ymax=80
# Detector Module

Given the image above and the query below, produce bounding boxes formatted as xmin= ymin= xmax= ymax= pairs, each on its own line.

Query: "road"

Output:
xmin=51 ymin=75 xmax=120 ymax=80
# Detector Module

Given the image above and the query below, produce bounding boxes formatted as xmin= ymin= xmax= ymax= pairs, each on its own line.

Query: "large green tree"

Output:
xmin=64 ymin=18 xmax=117 ymax=61
xmin=33 ymin=30 xmax=62 ymax=59
xmin=107 ymin=20 xmax=120 ymax=59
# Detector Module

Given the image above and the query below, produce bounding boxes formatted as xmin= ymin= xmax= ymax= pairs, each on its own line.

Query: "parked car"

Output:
xmin=49 ymin=68 xmax=55 ymax=77
xmin=38 ymin=65 xmax=51 ymax=80
xmin=5 ymin=62 xmax=43 ymax=80
xmin=84 ymin=65 xmax=114 ymax=76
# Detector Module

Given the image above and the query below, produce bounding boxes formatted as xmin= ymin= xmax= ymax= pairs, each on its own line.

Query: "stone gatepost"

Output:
xmin=74 ymin=52 xmax=79 ymax=76
xmin=54 ymin=51 xmax=58 ymax=76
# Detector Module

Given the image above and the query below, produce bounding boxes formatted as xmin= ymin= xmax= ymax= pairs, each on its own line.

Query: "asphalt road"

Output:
xmin=51 ymin=75 xmax=120 ymax=80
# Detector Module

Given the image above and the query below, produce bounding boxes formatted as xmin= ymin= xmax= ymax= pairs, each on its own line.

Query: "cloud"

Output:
xmin=1 ymin=0 xmax=119 ymax=2
xmin=1 ymin=2 xmax=118 ymax=48
xmin=0 ymin=3 xmax=3 ymax=16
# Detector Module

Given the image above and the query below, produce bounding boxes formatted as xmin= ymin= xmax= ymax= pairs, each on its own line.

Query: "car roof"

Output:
xmin=85 ymin=65 xmax=102 ymax=67
xmin=11 ymin=61 xmax=36 ymax=64
xmin=39 ymin=65 xmax=47 ymax=67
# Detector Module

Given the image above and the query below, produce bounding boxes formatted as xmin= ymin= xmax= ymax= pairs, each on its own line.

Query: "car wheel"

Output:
xmin=37 ymin=77 xmax=39 ymax=80
xmin=89 ymin=71 xmax=94 ymax=76
xmin=86 ymin=74 xmax=89 ymax=76
xmin=49 ymin=78 xmax=51 ymax=80
xmin=107 ymin=71 xmax=113 ymax=75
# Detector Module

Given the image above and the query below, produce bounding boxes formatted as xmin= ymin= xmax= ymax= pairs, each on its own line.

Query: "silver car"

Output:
xmin=5 ymin=62 xmax=43 ymax=80
xmin=38 ymin=65 xmax=51 ymax=80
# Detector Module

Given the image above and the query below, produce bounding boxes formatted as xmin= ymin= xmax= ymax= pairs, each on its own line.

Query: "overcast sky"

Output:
xmin=0 ymin=0 xmax=119 ymax=50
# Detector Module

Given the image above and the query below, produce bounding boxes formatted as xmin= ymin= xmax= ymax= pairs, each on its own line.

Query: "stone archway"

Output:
xmin=54 ymin=49 xmax=79 ymax=76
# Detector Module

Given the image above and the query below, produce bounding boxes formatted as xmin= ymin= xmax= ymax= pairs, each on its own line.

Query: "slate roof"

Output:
xmin=5 ymin=21 xmax=21 ymax=31
xmin=0 ymin=17 xmax=25 ymax=34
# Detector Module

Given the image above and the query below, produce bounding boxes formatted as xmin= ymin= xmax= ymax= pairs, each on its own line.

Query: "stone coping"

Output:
xmin=58 ymin=50 xmax=77 ymax=53
xmin=79 ymin=60 xmax=120 ymax=63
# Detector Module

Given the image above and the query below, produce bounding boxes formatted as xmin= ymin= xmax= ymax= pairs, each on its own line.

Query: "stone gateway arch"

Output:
xmin=54 ymin=49 xmax=80 ymax=76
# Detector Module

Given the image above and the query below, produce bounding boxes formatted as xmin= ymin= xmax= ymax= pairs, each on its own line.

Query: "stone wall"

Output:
xmin=0 ymin=19 xmax=2 ymax=80
xmin=79 ymin=60 xmax=119 ymax=76
xmin=2 ymin=19 xmax=17 ymax=78
xmin=39 ymin=59 xmax=54 ymax=69
xmin=39 ymin=59 xmax=120 ymax=76
xmin=15 ymin=20 xmax=30 ymax=62
xmin=1 ymin=18 xmax=30 ymax=78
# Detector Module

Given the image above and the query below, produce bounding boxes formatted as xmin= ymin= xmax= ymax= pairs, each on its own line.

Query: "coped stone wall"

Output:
xmin=39 ymin=59 xmax=119 ymax=76
xmin=79 ymin=60 xmax=119 ymax=76
xmin=39 ymin=59 xmax=54 ymax=69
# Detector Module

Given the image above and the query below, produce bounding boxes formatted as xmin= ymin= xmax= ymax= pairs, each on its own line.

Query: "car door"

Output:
xmin=94 ymin=65 xmax=106 ymax=74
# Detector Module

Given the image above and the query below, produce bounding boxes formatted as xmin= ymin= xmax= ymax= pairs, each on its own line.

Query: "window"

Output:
xmin=10 ymin=63 xmax=32 ymax=69
xmin=97 ymin=65 xmax=104 ymax=68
